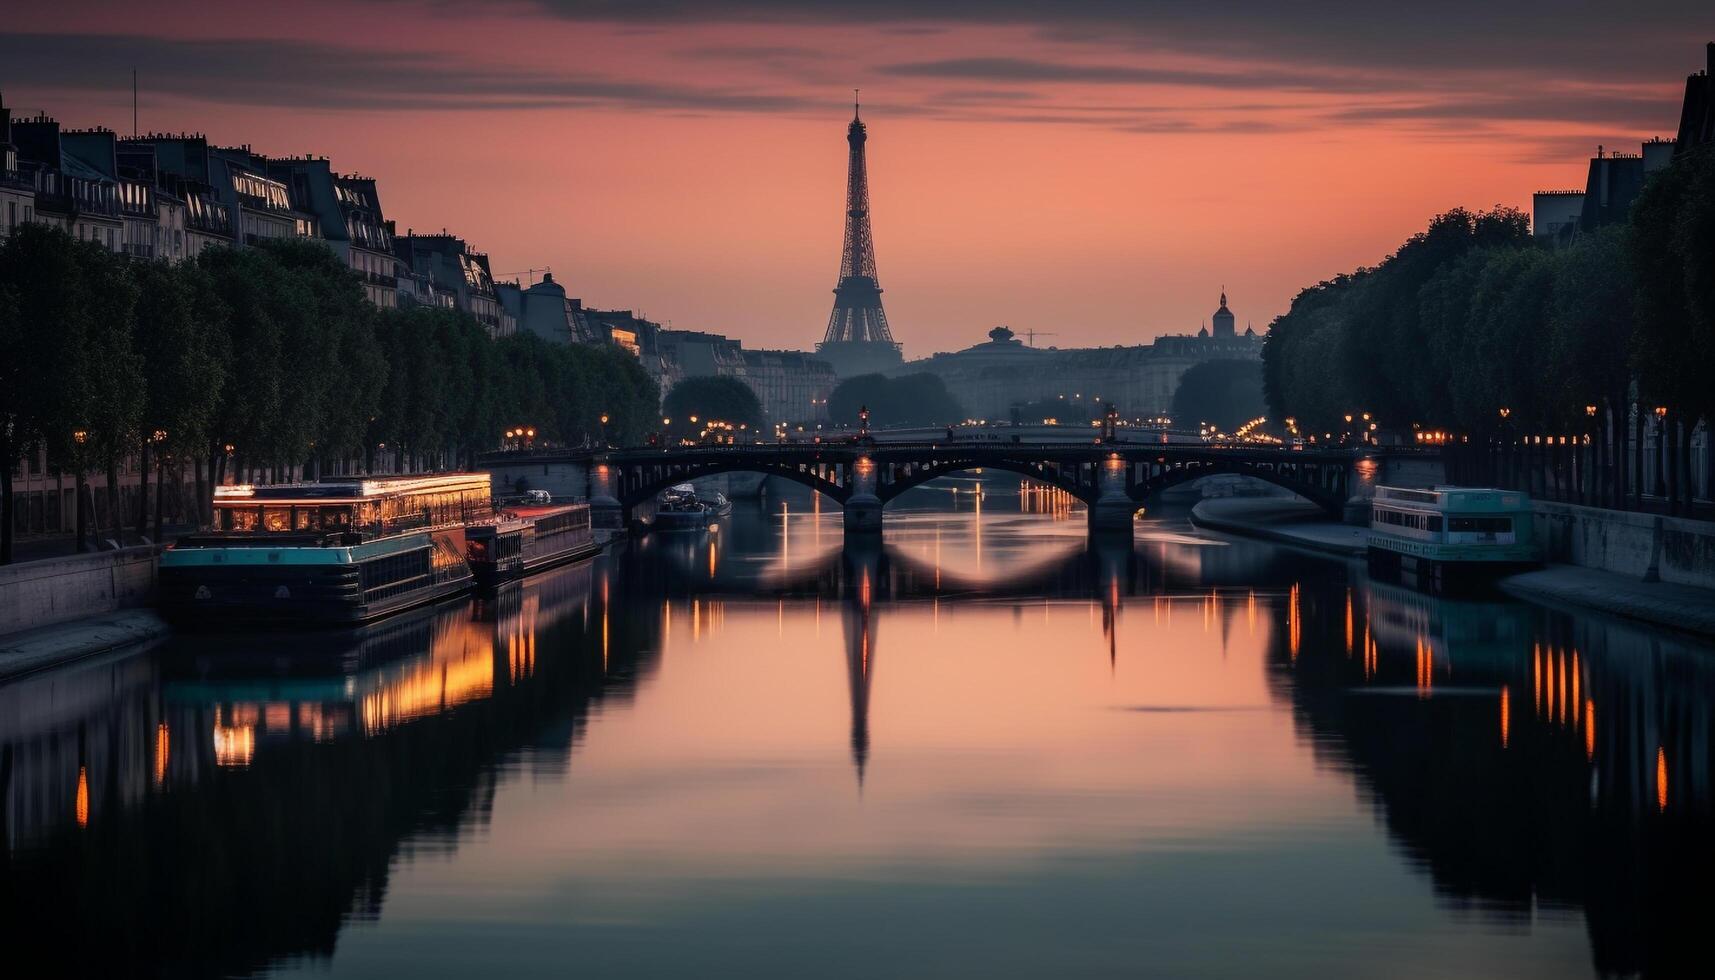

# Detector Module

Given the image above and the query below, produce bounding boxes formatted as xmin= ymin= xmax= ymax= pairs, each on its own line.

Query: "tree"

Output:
xmin=0 ymin=226 xmax=132 ymax=553
xmin=1170 ymin=359 xmax=1267 ymax=432
xmin=261 ymin=239 xmax=384 ymax=473
xmin=662 ymin=375 xmax=763 ymax=439
xmin=0 ymin=280 xmax=20 ymax=562
xmin=1631 ymin=145 xmax=1715 ymax=512
xmin=828 ymin=372 xmax=962 ymax=428
xmin=130 ymin=260 xmax=229 ymax=537
xmin=199 ymin=246 xmax=287 ymax=483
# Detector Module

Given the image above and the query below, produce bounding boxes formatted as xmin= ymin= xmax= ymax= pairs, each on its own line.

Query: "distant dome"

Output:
xmin=988 ymin=325 xmax=1015 ymax=343
xmin=1198 ymin=326 xmax=1209 ymax=338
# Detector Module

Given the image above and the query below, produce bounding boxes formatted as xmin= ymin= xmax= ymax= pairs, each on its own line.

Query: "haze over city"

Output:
xmin=4 ymin=0 xmax=1709 ymax=351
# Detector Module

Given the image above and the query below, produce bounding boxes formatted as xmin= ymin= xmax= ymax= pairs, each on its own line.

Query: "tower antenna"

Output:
xmin=854 ymin=88 xmax=860 ymax=119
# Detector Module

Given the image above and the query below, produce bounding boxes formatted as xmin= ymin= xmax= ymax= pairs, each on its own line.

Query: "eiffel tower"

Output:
xmin=817 ymin=94 xmax=903 ymax=378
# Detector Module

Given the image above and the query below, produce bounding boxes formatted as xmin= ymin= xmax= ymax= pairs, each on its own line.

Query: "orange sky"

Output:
xmin=3 ymin=2 xmax=1707 ymax=354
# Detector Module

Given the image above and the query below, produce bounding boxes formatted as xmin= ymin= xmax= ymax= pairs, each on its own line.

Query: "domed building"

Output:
xmin=893 ymin=290 xmax=1265 ymax=421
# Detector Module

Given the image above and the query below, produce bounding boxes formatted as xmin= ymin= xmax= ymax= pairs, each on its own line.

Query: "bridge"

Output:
xmin=482 ymin=440 xmax=1442 ymax=536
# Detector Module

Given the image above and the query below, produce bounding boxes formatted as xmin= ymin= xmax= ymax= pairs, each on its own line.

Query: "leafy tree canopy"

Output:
xmin=1170 ymin=359 xmax=1267 ymax=433
xmin=828 ymin=372 xmax=963 ymax=428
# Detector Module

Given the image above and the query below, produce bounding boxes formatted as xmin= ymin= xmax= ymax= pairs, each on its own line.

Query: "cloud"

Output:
xmin=879 ymin=56 xmax=1400 ymax=95
xmin=1328 ymin=92 xmax=1675 ymax=129
xmin=0 ymin=33 xmax=820 ymax=114
xmin=496 ymin=0 xmax=1712 ymax=80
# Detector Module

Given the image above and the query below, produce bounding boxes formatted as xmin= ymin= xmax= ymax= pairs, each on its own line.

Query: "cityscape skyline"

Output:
xmin=4 ymin=1 xmax=1709 ymax=353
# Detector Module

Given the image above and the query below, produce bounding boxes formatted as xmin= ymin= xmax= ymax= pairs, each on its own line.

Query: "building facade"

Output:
xmin=496 ymin=272 xmax=595 ymax=345
xmin=270 ymin=159 xmax=401 ymax=307
xmin=896 ymin=295 xmax=1264 ymax=422
xmin=393 ymin=232 xmax=515 ymax=337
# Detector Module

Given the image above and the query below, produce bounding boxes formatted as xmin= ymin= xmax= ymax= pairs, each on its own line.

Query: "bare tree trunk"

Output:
xmin=74 ymin=470 xmax=89 ymax=553
xmin=1703 ymin=416 xmax=1714 ymax=514
xmin=105 ymin=455 xmax=121 ymax=546
xmin=0 ymin=434 xmax=13 ymax=565
xmin=1680 ymin=418 xmax=1694 ymax=518
xmin=137 ymin=440 xmax=151 ymax=539
xmin=1633 ymin=403 xmax=1646 ymax=510
xmin=194 ymin=455 xmax=208 ymax=525
xmin=153 ymin=452 xmax=166 ymax=543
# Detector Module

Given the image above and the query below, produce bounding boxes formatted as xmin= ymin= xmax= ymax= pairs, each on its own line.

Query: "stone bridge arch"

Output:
xmin=1126 ymin=455 xmax=1349 ymax=515
xmin=617 ymin=458 xmax=850 ymax=512
xmin=874 ymin=456 xmax=1100 ymax=505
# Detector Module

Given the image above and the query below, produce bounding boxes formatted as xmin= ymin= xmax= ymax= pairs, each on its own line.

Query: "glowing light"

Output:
xmin=154 ymin=723 xmax=170 ymax=786
xmin=1499 ymin=685 xmax=1509 ymax=747
xmin=76 ymin=766 xmax=89 ymax=828
xmin=213 ymin=724 xmax=256 ymax=767
xmin=1343 ymin=589 xmax=1353 ymax=656
xmin=1657 ymin=747 xmax=1668 ymax=811
xmin=1585 ymin=699 xmax=1595 ymax=759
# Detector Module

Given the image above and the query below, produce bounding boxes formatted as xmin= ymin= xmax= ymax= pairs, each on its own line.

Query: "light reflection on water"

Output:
xmin=1 ymin=478 xmax=1712 ymax=979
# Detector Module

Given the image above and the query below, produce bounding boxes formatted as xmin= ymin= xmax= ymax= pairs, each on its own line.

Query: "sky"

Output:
xmin=2 ymin=2 xmax=1709 ymax=356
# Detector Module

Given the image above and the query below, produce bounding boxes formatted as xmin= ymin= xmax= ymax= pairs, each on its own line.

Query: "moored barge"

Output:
xmin=159 ymin=474 xmax=492 ymax=627
xmin=1367 ymin=485 xmax=1538 ymax=589
xmin=465 ymin=495 xmax=598 ymax=589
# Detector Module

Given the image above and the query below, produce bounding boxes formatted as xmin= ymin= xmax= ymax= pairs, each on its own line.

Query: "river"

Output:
xmin=2 ymin=475 xmax=1711 ymax=978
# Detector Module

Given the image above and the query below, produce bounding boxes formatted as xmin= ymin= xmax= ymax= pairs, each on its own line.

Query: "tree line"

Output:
xmin=1262 ymin=145 xmax=1715 ymax=513
xmin=828 ymin=373 xmax=964 ymax=428
xmin=0 ymin=224 xmax=658 ymax=562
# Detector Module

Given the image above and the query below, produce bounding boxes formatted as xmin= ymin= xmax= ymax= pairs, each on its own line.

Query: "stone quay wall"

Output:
xmin=1533 ymin=501 xmax=1715 ymax=590
xmin=0 ymin=545 xmax=162 ymax=637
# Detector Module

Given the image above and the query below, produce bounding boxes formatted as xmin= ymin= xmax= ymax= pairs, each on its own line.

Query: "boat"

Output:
xmin=1367 ymin=485 xmax=1538 ymax=588
xmin=158 ymin=473 xmax=493 ymax=627
xmin=465 ymin=492 xmax=599 ymax=589
xmin=653 ymin=483 xmax=726 ymax=530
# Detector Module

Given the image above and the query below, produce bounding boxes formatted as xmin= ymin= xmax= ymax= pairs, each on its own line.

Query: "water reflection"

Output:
xmin=1270 ymin=575 xmax=1715 ymax=976
xmin=0 ymin=483 xmax=1710 ymax=978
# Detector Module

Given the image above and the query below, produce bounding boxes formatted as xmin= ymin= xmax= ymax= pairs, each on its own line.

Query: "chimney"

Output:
xmin=1707 ymin=40 xmax=1713 ymax=76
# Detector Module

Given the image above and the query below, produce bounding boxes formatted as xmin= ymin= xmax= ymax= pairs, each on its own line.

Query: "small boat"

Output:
xmin=653 ymin=483 xmax=724 ymax=530
xmin=160 ymin=474 xmax=492 ymax=627
xmin=466 ymin=493 xmax=599 ymax=589
xmin=1367 ymin=485 xmax=1538 ymax=589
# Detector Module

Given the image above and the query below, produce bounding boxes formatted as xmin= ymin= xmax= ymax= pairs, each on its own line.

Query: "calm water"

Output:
xmin=3 ymin=478 xmax=1713 ymax=978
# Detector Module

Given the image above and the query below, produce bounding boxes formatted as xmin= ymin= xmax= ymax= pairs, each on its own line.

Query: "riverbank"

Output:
xmin=1188 ymin=497 xmax=1368 ymax=557
xmin=0 ymin=609 xmax=171 ymax=682
xmin=1189 ymin=496 xmax=1715 ymax=640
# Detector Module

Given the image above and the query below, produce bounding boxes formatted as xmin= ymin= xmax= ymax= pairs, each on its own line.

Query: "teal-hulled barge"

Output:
xmin=159 ymin=474 xmax=492 ymax=627
xmin=1367 ymin=485 xmax=1539 ymax=588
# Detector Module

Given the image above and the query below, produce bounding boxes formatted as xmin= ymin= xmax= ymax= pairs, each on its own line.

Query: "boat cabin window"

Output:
xmin=1372 ymin=509 xmax=1443 ymax=532
xmin=263 ymin=508 xmax=292 ymax=532
xmin=1449 ymin=516 xmax=1512 ymax=533
xmin=219 ymin=505 xmax=261 ymax=531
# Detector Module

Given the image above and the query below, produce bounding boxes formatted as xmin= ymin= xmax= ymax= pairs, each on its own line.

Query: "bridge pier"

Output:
xmin=1087 ymin=453 xmax=1137 ymax=537
xmin=844 ymin=496 xmax=883 ymax=535
xmin=588 ymin=460 xmax=624 ymax=533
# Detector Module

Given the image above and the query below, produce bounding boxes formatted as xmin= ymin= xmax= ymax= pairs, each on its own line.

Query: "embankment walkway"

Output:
xmin=1190 ymin=496 xmax=1715 ymax=639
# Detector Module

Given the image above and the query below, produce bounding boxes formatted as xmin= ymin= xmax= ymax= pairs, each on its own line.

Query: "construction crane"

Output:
xmin=494 ymin=267 xmax=552 ymax=286
xmin=1024 ymin=329 xmax=1058 ymax=348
